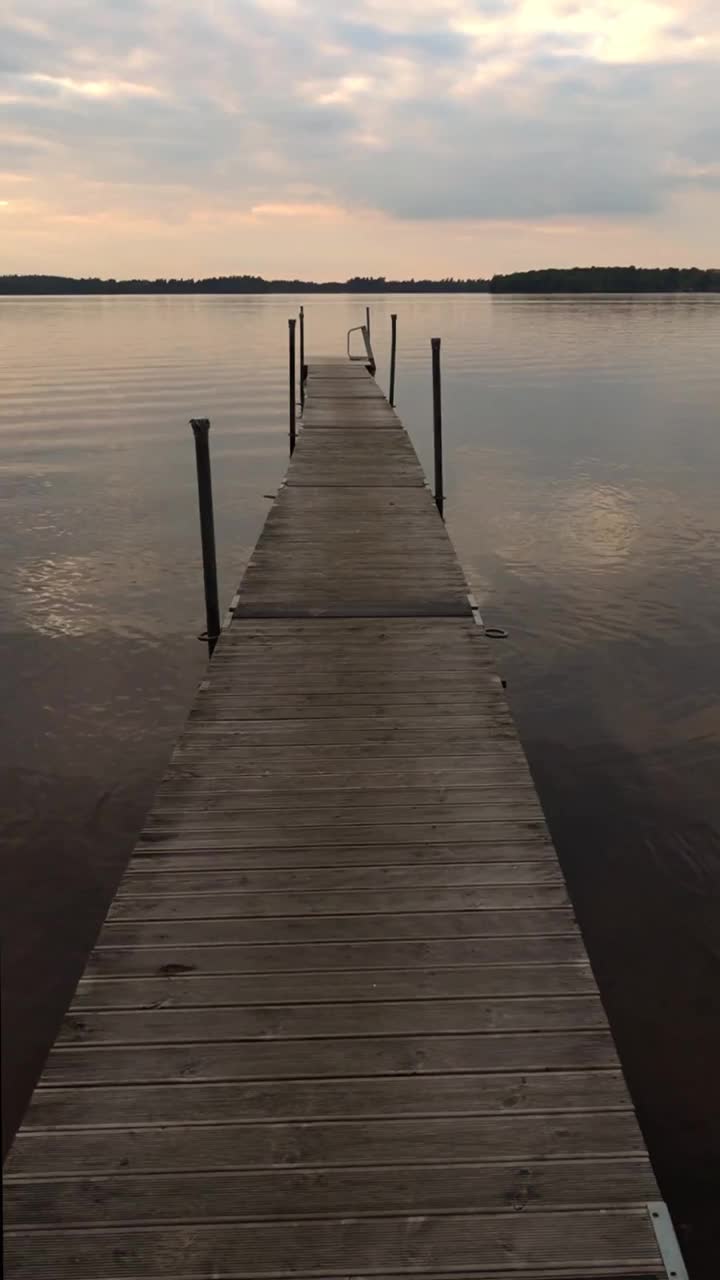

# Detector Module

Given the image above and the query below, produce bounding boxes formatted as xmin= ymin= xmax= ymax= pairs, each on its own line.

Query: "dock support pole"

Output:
xmin=389 ymin=313 xmax=398 ymax=407
xmin=190 ymin=418 xmax=221 ymax=656
xmin=289 ymin=318 xmax=297 ymax=455
xmin=365 ymin=305 xmax=371 ymax=344
xmin=299 ymin=306 xmax=305 ymax=411
xmin=431 ymin=337 xmax=444 ymax=519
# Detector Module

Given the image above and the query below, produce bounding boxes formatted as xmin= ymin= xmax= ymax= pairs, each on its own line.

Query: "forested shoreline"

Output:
xmin=0 ymin=274 xmax=490 ymax=295
xmin=2 ymin=267 xmax=719 ymax=294
xmin=490 ymin=266 xmax=720 ymax=292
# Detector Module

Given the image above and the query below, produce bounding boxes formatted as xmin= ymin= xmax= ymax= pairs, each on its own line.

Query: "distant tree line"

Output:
xmin=6 ymin=268 xmax=720 ymax=295
xmin=490 ymin=266 xmax=720 ymax=293
xmin=0 ymin=274 xmax=490 ymax=295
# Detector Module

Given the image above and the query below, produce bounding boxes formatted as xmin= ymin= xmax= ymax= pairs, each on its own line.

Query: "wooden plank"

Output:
xmin=135 ymin=821 xmax=551 ymax=851
xmin=117 ymin=862 xmax=562 ymax=892
xmin=203 ymin=664 xmax=498 ymax=679
xmin=159 ymin=753 xmax=532 ymax=774
xmin=306 ymin=372 xmax=372 ymax=382
xmin=152 ymin=784 xmax=539 ymax=805
xmin=5 ymin=1159 xmax=659 ymax=1228
xmin=232 ymin=603 xmax=474 ymax=620
xmin=170 ymin=725 xmax=524 ymax=749
xmin=139 ymin=820 xmax=548 ymax=846
xmin=2 ymin=1211 xmax=664 ymax=1278
xmin=304 ymin=402 xmax=395 ymax=411
xmin=199 ymin=646 xmax=498 ymax=668
xmin=85 ymin=934 xmax=589 ymax=977
xmin=305 ymin=374 xmax=377 ymax=381
xmin=144 ymin=783 xmax=532 ymax=803
xmin=125 ymin=841 xmax=556 ymax=870
xmin=287 ymin=475 xmax=426 ymax=489
xmin=152 ymin=783 xmax=539 ymax=807
xmin=188 ymin=700 xmax=506 ymax=719
xmin=302 ymin=410 xmax=401 ymax=420
xmin=71 ymin=963 xmax=595 ymax=1010
xmin=59 ymin=996 xmax=605 ymax=1046
xmin=144 ymin=776 xmax=537 ymax=797
xmin=302 ymin=402 xmax=390 ymax=412
xmin=142 ymin=799 xmax=544 ymax=826
xmin=211 ymin=619 xmax=491 ymax=646
xmin=18 ymin=1069 xmax=632 ymax=1128
xmin=96 ymin=908 xmax=577 ymax=947
xmin=158 ymin=767 xmax=542 ymax=789
xmin=303 ymin=384 xmax=386 ymax=398
xmin=32 ymin=1030 xmax=628 ymax=1087
xmin=160 ymin=721 xmax=524 ymax=744
xmin=106 ymin=886 xmax=569 ymax=920
xmin=301 ymin=419 xmax=403 ymax=430
xmin=6 ymin=1112 xmax=645 ymax=1177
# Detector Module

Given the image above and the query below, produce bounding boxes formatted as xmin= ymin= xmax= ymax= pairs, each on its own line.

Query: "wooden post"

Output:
xmin=431 ymin=338 xmax=444 ymax=519
xmin=189 ymin=418 xmax=221 ymax=655
xmin=365 ymin=305 xmax=371 ymax=343
xmin=389 ymin=313 xmax=398 ymax=407
xmin=299 ymin=306 xmax=305 ymax=410
xmin=288 ymin=318 xmax=297 ymax=455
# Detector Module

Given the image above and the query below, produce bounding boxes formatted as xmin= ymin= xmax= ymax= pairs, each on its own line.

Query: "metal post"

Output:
xmin=431 ymin=338 xmax=444 ymax=519
xmin=288 ymin=318 xmax=297 ymax=454
xmin=189 ymin=418 xmax=221 ymax=656
xmin=299 ymin=306 xmax=305 ymax=410
xmin=389 ymin=313 xmax=398 ymax=407
xmin=365 ymin=305 xmax=371 ymax=343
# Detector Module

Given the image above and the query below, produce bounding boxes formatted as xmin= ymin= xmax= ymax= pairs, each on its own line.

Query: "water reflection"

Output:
xmin=559 ymin=482 xmax=638 ymax=565
xmin=2 ymin=293 xmax=720 ymax=1274
xmin=16 ymin=555 xmax=107 ymax=637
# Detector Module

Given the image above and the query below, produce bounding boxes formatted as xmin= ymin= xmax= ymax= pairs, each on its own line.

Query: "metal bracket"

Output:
xmin=467 ymin=591 xmax=484 ymax=627
xmin=647 ymin=1202 xmax=688 ymax=1280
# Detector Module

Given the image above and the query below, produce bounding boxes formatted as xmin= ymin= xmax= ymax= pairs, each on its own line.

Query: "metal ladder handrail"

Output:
xmin=346 ymin=323 xmax=376 ymax=374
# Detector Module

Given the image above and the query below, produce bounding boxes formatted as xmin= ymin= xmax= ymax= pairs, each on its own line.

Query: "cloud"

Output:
xmin=26 ymin=73 xmax=163 ymax=98
xmin=1 ymin=0 xmax=719 ymax=270
xmin=250 ymin=201 xmax=346 ymax=218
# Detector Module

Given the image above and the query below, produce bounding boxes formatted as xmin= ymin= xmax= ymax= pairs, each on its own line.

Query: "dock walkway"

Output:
xmin=5 ymin=353 xmax=679 ymax=1277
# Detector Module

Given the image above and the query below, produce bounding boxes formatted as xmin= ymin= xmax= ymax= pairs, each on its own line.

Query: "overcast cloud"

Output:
xmin=1 ymin=0 xmax=719 ymax=275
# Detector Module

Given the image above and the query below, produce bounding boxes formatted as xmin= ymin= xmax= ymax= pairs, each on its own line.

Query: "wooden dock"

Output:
xmin=5 ymin=350 xmax=682 ymax=1278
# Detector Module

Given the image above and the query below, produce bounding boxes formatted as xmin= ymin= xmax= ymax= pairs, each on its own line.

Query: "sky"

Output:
xmin=1 ymin=0 xmax=719 ymax=278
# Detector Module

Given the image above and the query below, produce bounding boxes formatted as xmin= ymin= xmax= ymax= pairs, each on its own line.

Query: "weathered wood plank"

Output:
xmin=303 ymin=385 xmax=386 ymax=398
xmin=96 ymin=908 xmax=576 ymax=947
xmin=2 ymin=1210 xmax=663 ymax=1278
xmin=6 ymin=1112 xmax=644 ymax=1178
xmin=85 ymin=934 xmax=588 ymax=977
xmin=157 ymin=767 xmax=541 ymax=790
xmin=117 ymin=861 xmax=562 ymax=893
xmin=59 ymin=995 xmax=604 ymax=1046
xmin=18 ymin=1069 xmax=631 ymax=1129
xmin=136 ymin=820 xmax=551 ymax=851
xmin=71 ymin=963 xmax=594 ymax=1010
xmin=141 ymin=806 xmax=546 ymax=834
xmin=32 ymin=1030 xmax=626 ymax=1087
xmin=126 ymin=841 xmax=556 ymax=869
xmin=211 ymin=621 xmax=493 ymax=651
xmin=188 ymin=700 xmax=505 ymax=719
xmin=151 ymin=784 xmax=539 ymax=809
xmin=106 ymin=886 xmax=569 ymax=921
xmin=173 ymin=716 xmax=520 ymax=744
xmin=5 ymin=1159 xmax=658 ymax=1229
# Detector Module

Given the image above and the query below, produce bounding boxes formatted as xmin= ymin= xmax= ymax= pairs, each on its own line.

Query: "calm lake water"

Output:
xmin=2 ymin=293 xmax=720 ymax=1273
